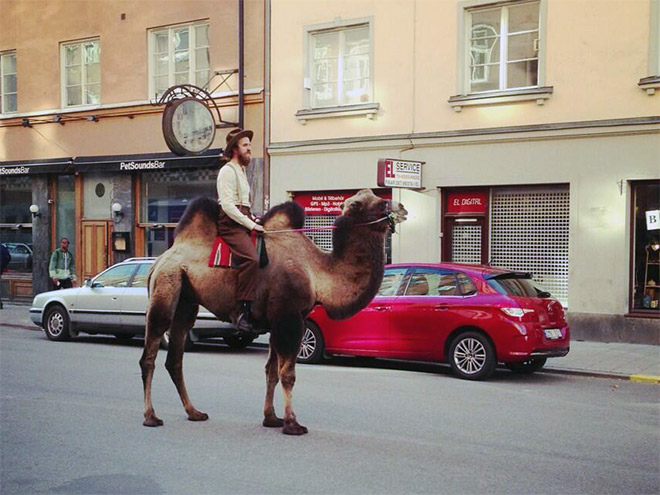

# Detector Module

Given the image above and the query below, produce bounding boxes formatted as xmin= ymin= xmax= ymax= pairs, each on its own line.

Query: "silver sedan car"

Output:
xmin=29 ymin=257 xmax=255 ymax=349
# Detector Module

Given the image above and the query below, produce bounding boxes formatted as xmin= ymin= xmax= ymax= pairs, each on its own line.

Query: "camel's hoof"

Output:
xmin=282 ymin=420 xmax=308 ymax=435
xmin=143 ymin=416 xmax=164 ymax=427
xmin=263 ymin=415 xmax=284 ymax=428
xmin=187 ymin=410 xmax=209 ymax=422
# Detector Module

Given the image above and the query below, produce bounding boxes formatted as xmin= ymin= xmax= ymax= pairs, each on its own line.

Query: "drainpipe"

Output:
xmin=238 ymin=0 xmax=244 ymax=129
xmin=263 ymin=0 xmax=271 ymax=210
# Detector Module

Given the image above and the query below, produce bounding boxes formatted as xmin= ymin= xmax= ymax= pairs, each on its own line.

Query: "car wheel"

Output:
xmin=223 ymin=335 xmax=255 ymax=349
xmin=507 ymin=357 xmax=547 ymax=374
xmin=114 ymin=333 xmax=136 ymax=342
xmin=297 ymin=320 xmax=324 ymax=364
xmin=160 ymin=330 xmax=195 ymax=351
xmin=448 ymin=331 xmax=496 ymax=380
xmin=44 ymin=305 xmax=71 ymax=342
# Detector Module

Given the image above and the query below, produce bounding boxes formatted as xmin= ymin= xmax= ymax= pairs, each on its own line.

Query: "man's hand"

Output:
xmin=52 ymin=278 xmax=59 ymax=285
xmin=253 ymin=224 xmax=265 ymax=233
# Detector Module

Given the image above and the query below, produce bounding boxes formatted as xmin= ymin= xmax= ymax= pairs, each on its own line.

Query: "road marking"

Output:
xmin=630 ymin=374 xmax=660 ymax=384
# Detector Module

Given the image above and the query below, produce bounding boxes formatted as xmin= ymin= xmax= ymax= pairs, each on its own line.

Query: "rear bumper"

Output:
xmin=29 ymin=308 xmax=42 ymax=326
xmin=529 ymin=347 xmax=570 ymax=358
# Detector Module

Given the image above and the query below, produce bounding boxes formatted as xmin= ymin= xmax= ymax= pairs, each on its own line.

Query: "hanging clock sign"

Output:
xmin=162 ymin=97 xmax=216 ymax=156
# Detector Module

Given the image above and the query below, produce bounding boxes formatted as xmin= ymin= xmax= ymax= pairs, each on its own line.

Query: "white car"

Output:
xmin=29 ymin=257 xmax=255 ymax=349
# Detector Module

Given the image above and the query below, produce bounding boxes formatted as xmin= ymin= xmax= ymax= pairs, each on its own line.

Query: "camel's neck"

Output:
xmin=315 ymin=226 xmax=386 ymax=320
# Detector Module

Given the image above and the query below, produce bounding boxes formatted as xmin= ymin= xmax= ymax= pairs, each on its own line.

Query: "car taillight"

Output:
xmin=500 ymin=307 xmax=535 ymax=319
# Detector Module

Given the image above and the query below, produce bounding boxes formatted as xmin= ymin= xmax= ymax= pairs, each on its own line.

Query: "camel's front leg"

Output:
xmin=140 ymin=308 xmax=166 ymax=427
xmin=263 ymin=345 xmax=284 ymax=427
xmin=165 ymin=303 xmax=208 ymax=422
xmin=278 ymin=355 xmax=307 ymax=435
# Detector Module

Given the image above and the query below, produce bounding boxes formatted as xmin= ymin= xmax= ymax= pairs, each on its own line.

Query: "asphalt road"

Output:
xmin=1 ymin=326 xmax=659 ymax=495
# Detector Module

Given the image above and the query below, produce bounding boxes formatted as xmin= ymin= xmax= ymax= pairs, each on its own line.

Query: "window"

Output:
xmin=61 ymin=39 xmax=100 ymax=107
xmin=468 ymin=1 xmax=540 ymax=93
xmin=130 ymin=264 xmax=152 ymax=288
xmin=149 ymin=22 xmax=210 ymax=98
xmin=377 ymin=267 xmax=408 ymax=296
xmin=639 ymin=0 xmax=660 ymax=94
xmin=450 ymin=0 xmax=550 ymax=110
xmin=93 ymin=264 xmax=136 ymax=288
xmin=631 ymin=181 xmax=660 ymax=313
xmin=404 ymin=269 xmax=461 ymax=297
xmin=1 ymin=51 xmax=17 ymax=114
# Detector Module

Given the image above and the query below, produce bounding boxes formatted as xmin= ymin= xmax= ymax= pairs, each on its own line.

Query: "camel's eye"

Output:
xmin=339 ymin=202 xmax=345 ymax=210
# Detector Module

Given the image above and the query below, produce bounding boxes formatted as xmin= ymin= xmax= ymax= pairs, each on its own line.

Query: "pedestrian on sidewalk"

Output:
xmin=49 ymin=237 xmax=76 ymax=290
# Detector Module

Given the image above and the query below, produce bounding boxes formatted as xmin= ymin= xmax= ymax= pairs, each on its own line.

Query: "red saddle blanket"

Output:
xmin=208 ymin=232 xmax=258 ymax=268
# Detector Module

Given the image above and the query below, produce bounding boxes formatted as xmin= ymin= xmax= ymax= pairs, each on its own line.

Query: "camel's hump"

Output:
xmin=262 ymin=201 xmax=305 ymax=230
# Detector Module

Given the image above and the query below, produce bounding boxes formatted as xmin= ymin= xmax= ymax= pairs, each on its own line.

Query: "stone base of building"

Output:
xmin=567 ymin=312 xmax=659 ymax=345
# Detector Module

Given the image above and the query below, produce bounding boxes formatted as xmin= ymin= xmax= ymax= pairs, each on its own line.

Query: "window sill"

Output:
xmin=638 ymin=76 xmax=660 ymax=95
xmin=448 ymin=86 xmax=554 ymax=112
xmin=295 ymin=103 xmax=380 ymax=124
xmin=625 ymin=311 xmax=660 ymax=319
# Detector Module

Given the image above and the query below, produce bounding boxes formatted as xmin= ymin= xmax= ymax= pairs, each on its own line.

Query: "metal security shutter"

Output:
xmin=451 ymin=224 xmax=482 ymax=263
xmin=303 ymin=215 xmax=336 ymax=252
xmin=490 ymin=187 xmax=570 ymax=306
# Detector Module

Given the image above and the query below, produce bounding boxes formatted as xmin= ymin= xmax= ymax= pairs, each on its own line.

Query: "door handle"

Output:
xmin=373 ymin=306 xmax=391 ymax=311
xmin=435 ymin=304 xmax=449 ymax=311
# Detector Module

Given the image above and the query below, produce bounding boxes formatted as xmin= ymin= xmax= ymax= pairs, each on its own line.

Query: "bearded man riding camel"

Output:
xmin=216 ymin=128 xmax=264 ymax=335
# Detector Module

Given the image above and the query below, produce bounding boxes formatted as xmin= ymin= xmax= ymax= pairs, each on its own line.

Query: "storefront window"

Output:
xmin=141 ymin=168 xmax=216 ymax=256
xmin=0 ymin=176 xmax=33 ymax=274
xmin=632 ymin=180 xmax=660 ymax=312
xmin=56 ymin=175 xmax=75 ymax=246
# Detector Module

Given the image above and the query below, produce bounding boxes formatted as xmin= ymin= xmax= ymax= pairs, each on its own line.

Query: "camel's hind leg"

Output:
xmin=139 ymin=270 xmax=181 ymax=427
xmin=271 ymin=313 xmax=307 ymax=435
xmin=164 ymin=301 xmax=208 ymax=422
xmin=262 ymin=344 xmax=284 ymax=427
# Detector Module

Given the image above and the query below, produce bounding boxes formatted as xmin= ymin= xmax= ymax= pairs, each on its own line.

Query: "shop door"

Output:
xmin=82 ymin=221 xmax=108 ymax=280
xmin=446 ymin=218 xmax=486 ymax=264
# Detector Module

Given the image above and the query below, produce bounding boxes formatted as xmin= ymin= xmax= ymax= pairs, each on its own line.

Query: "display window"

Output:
xmin=631 ymin=180 xmax=660 ymax=313
xmin=0 ymin=176 xmax=33 ymax=274
xmin=140 ymin=168 xmax=216 ymax=256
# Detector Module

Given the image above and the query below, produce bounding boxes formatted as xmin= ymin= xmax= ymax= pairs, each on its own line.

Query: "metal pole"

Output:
xmin=238 ymin=0 xmax=244 ymax=130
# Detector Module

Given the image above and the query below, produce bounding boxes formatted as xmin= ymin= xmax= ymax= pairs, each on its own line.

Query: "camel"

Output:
xmin=139 ymin=188 xmax=407 ymax=435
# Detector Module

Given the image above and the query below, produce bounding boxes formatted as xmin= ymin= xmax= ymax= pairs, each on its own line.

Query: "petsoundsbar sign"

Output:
xmin=119 ymin=160 xmax=166 ymax=171
xmin=377 ymin=159 xmax=423 ymax=189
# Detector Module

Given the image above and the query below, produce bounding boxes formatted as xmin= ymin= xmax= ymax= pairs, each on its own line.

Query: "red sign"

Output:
xmin=446 ymin=191 xmax=488 ymax=215
xmin=377 ymin=158 xmax=423 ymax=188
xmin=294 ymin=190 xmax=392 ymax=216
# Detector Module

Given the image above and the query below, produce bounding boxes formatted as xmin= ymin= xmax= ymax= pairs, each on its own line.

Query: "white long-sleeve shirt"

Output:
xmin=216 ymin=161 xmax=257 ymax=230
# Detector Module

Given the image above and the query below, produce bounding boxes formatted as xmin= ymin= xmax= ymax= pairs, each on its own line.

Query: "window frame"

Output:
xmin=0 ymin=50 xmax=17 ymax=114
xmin=60 ymin=38 xmax=101 ymax=109
xmin=298 ymin=17 xmax=377 ymax=122
xmin=639 ymin=0 xmax=660 ymax=94
xmin=147 ymin=20 xmax=210 ymax=100
xmin=450 ymin=0 xmax=551 ymax=111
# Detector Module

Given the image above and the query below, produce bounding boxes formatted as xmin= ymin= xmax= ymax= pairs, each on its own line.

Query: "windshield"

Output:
xmin=487 ymin=274 xmax=546 ymax=298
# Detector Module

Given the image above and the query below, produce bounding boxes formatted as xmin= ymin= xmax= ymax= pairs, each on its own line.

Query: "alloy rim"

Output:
xmin=48 ymin=312 xmax=63 ymax=336
xmin=299 ymin=327 xmax=316 ymax=359
xmin=453 ymin=337 xmax=486 ymax=374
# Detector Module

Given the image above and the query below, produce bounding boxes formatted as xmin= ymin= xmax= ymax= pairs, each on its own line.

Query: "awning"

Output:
xmin=0 ymin=157 xmax=73 ymax=176
xmin=73 ymin=148 xmax=222 ymax=173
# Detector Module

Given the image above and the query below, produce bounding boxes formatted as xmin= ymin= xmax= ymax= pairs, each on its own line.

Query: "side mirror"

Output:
xmin=84 ymin=279 xmax=92 ymax=288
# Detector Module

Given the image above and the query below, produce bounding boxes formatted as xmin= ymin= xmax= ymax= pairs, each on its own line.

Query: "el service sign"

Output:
xmin=377 ymin=159 xmax=423 ymax=189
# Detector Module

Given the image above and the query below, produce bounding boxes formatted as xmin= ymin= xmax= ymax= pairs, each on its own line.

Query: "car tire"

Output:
xmin=448 ymin=331 xmax=496 ymax=380
xmin=114 ymin=333 xmax=136 ymax=342
xmin=161 ymin=330 xmax=195 ymax=351
xmin=223 ymin=335 xmax=254 ymax=349
xmin=297 ymin=320 xmax=324 ymax=364
xmin=44 ymin=305 xmax=71 ymax=342
xmin=507 ymin=357 xmax=547 ymax=374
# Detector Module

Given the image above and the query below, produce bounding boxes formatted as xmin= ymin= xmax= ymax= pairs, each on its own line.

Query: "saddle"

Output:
xmin=208 ymin=232 xmax=268 ymax=268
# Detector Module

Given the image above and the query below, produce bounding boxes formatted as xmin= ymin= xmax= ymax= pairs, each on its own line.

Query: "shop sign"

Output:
xmin=377 ymin=159 xmax=423 ymax=189
xmin=0 ymin=159 xmax=72 ymax=175
xmin=294 ymin=190 xmax=392 ymax=215
xmin=0 ymin=166 xmax=29 ymax=175
xmin=119 ymin=160 xmax=166 ymax=171
xmin=647 ymin=210 xmax=660 ymax=230
xmin=446 ymin=191 xmax=488 ymax=215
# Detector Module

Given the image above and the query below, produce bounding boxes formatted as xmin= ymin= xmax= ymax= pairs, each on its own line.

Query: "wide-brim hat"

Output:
xmin=222 ymin=128 xmax=253 ymax=159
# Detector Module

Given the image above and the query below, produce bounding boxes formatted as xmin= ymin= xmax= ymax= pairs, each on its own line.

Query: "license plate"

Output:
xmin=544 ymin=328 xmax=562 ymax=340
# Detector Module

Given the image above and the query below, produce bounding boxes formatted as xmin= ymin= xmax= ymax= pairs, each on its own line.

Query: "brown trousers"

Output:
xmin=217 ymin=205 xmax=258 ymax=302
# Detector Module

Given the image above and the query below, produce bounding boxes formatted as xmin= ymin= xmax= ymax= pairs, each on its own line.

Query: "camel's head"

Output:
xmin=341 ymin=189 xmax=407 ymax=233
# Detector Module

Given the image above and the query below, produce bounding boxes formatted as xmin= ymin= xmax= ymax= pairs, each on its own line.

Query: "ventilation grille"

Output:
xmin=451 ymin=224 xmax=482 ymax=264
xmin=490 ymin=189 xmax=570 ymax=306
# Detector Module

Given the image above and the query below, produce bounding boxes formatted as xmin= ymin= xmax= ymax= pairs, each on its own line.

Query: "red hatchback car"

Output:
xmin=299 ymin=263 xmax=570 ymax=380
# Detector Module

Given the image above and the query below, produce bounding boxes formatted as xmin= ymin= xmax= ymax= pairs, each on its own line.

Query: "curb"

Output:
xmin=2 ymin=323 xmax=40 ymax=331
xmin=544 ymin=366 xmax=660 ymax=383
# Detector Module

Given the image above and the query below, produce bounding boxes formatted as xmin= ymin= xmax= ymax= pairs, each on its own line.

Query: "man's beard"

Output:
xmin=237 ymin=150 xmax=251 ymax=166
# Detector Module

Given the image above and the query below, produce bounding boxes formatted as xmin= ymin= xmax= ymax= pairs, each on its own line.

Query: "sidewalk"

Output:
xmin=2 ymin=302 xmax=658 ymax=382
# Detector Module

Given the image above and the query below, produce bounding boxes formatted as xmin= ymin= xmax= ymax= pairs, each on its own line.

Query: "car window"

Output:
xmin=457 ymin=272 xmax=478 ymax=295
xmin=93 ymin=264 xmax=136 ymax=288
xmin=487 ymin=275 xmax=539 ymax=297
xmin=16 ymin=245 xmax=28 ymax=254
xmin=403 ymin=269 xmax=461 ymax=296
xmin=377 ymin=267 xmax=408 ymax=296
xmin=130 ymin=263 xmax=152 ymax=288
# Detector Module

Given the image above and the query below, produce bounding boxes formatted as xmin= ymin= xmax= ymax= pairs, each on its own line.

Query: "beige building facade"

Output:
xmin=268 ymin=0 xmax=660 ymax=343
xmin=0 ymin=0 xmax=266 ymax=298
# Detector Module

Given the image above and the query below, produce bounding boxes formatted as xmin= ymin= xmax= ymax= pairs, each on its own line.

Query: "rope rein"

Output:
xmin=263 ymin=215 xmax=389 ymax=235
